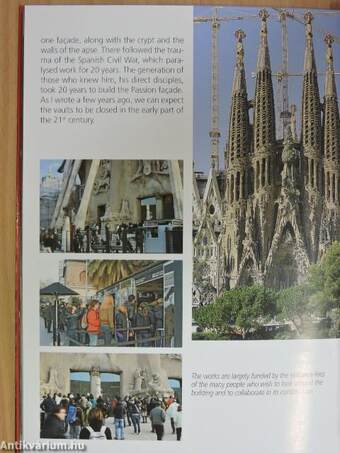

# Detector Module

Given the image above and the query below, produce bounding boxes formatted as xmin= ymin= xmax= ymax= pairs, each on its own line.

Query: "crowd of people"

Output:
xmin=41 ymin=293 xmax=167 ymax=347
xmin=40 ymin=392 xmax=182 ymax=441
xmin=40 ymin=222 xmax=146 ymax=254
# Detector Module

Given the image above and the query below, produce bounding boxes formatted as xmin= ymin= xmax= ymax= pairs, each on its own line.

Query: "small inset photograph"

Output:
xmin=40 ymin=259 xmax=182 ymax=347
xmin=40 ymin=159 xmax=183 ymax=254
xmin=40 ymin=352 xmax=182 ymax=441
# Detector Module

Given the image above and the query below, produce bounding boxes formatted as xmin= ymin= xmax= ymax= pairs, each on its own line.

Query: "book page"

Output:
xmin=21 ymin=5 xmax=340 ymax=453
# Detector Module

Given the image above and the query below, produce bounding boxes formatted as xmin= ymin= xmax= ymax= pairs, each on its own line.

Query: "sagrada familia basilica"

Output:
xmin=193 ymin=11 xmax=340 ymax=295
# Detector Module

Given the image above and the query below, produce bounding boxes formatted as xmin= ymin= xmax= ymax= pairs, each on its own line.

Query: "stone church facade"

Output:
xmin=193 ymin=11 xmax=340 ymax=293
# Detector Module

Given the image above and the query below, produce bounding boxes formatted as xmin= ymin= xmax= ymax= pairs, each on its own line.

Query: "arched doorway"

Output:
xmin=267 ymin=223 xmax=299 ymax=289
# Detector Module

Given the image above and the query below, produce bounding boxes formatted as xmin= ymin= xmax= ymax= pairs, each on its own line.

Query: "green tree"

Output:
xmin=309 ymin=241 xmax=340 ymax=308
xmin=276 ymin=284 xmax=312 ymax=337
xmin=194 ymin=285 xmax=277 ymax=340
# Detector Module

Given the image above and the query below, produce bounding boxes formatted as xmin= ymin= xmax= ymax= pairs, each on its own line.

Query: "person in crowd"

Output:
xmin=166 ymin=398 xmax=179 ymax=434
xmin=150 ymin=299 xmax=164 ymax=346
xmin=141 ymin=398 xmax=148 ymax=423
xmin=148 ymin=397 xmax=158 ymax=433
xmin=66 ymin=305 xmax=81 ymax=346
xmin=150 ymin=400 xmax=166 ymax=441
xmin=89 ymin=394 xmax=96 ymax=409
xmin=99 ymin=293 xmax=115 ymax=346
xmin=115 ymin=304 xmax=129 ymax=343
xmin=124 ymin=397 xmax=132 ymax=427
xmin=41 ymin=405 xmax=67 ymax=439
xmin=113 ymin=397 xmax=126 ymax=440
xmin=130 ymin=399 xmax=141 ymax=435
xmin=86 ymin=300 xmax=101 ymax=346
xmin=80 ymin=395 xmax=92 ymax=425
xmin=40 ymin=394 xmax=56 ymax=417
xmin=121 ymin=224 xmax=133 ymax=253
xmin=43 ymin=303 xmax=53 ymax=334
xmin=174 ymin=404 xmax=182 ymax=441
xmin=135 ymin=224 xmax=144 ymax=253
xmin=135 ymin=304 xmax=151 ymax=347
xmin=55 ymin=393 xmax=62 ymax=405
xmin=126 ymin=295 xmax=136 ymax=323
xmin=79 ymin=408 xmax=112 ymax=440
xmin=66 ymin=398 xmax=83 ymax=439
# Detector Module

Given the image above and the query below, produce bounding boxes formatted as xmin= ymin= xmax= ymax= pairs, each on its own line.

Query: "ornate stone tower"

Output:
xmin=248 ymin=9 xmax=277 ymax=275
xmin=223 ymin=29 xmax=251 ymax=287
xmin=193 ymin=10 xmax=340 ymax=299
xmin=301 ymin=12 xmax=323 ymax=261
xmin=320 ymin=33 xmax=340 ymax=256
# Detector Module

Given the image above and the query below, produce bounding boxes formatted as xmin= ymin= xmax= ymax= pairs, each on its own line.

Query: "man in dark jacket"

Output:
xmin=150 ymin=401 xmax=166 ymax=440
xmin=40 ymin=394 xmax=56 ymax=415
xmin=113 ymin=398 xmax=126 ymax=440
xmin=41 ymin=405 xmax=67 ymax=438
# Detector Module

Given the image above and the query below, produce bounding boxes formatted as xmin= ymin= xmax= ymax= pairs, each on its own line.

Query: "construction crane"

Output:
xmin=194 ymin=8 xmax=258 ymax=171
xmin=272 ymin=8 xmax=340 ymax=139
xmin=277 ymin=10 xmax=291 ymax=139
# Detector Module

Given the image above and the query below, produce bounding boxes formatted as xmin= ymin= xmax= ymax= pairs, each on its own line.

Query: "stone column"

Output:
xmin=168 ymin=160 xmax=183 ymax=220
xmin=314 ymin=160 xmax=317 ymax=190
xmin=74 ymin=160 xmax=101 ymax=230
xmin=50 ymin=160 xmax=73 ymax=229
xmin=335 ymin=173 xmax=339 ymax=205
xmin=90 ymin=367 xmax=101 ymax=398
xmin=265 ymin=158 xmax=268 ymax=186
xmin=51 ymin=160 xmax=83 ymax=229
xmin=240 ymin=172 xmax=244 ymax=199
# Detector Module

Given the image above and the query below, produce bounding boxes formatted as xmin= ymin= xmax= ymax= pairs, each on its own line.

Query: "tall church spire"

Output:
xmin=253 ymin=9 xmax=276 ymax=153
xmin=226 ymin=29 xmax=251 ymax=206
xmin=301 ymin=12 xmax=322 ymax=159
xmin=324 ymin=33 xmax=340 ymax=163
xmin=323 ymin=34 xmax=340 ymax=210
xmin=227 ymin=29 xmax=250 ymax=166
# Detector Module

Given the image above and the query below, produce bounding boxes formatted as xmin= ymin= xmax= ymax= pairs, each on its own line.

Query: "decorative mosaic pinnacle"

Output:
xmin=303 ymin=11 xmax=317 ymax=73
xmin=256 ymin=9 xmax=270 ymax=71
xmin=235 ymin=29 xmax=246 ymax=42
xmin=304 ymin=11 xmax=314 ymax=41
xmin=235 ymin=30 xmax=245 ymax=66
xmin=259 ymin=9 xmax=269 ymax=22
xmin=304 ymin=11 xmax=314 ymax=25
xmin=324 ymin=34 xmax=337 ymax=97
xmin=325 ymin=33 xmax=334 ymax=47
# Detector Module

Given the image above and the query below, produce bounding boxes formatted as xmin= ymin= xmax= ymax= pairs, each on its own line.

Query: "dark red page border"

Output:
xmin=16 ymin=5 xmax=24 ymax=448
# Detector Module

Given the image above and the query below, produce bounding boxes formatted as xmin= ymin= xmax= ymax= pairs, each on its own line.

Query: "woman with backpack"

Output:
xmin=79 ymin=408 xmax=112 ymax=440
xmin=85 ymin=300 xmax=100 ymax=346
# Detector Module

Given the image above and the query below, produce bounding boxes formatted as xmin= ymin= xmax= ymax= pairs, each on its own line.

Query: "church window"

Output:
xmin=261 ymin=158 xmax=266 ymax=187
xmin=230 ymin=175 xmax=234 ymax=203
xmin=236 ymin=172 xmax=240 ymax=201
xmin=256 ymin=161 xmax=260 ymax=191
xmin=209 ymin=204 xmax=215 ymax=215
xmin=311 ymin=159 xmax=315 ymax=187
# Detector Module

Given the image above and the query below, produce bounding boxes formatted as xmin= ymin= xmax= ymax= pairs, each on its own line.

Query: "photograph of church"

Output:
xmin=193 ymin=7 xmax=340 ymax=340
xmin=40 ymin=159 xmax=183 ymax=254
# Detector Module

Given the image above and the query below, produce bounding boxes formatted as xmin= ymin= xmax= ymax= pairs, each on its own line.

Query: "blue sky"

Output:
xmin=194 ymin=6 xmax=340 ymax=172
xmin=40 ymin=159 xmax=63 ymax=178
